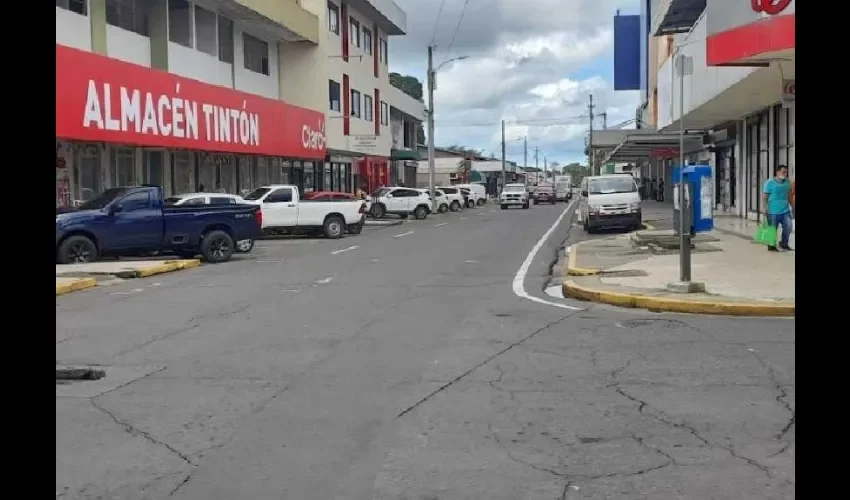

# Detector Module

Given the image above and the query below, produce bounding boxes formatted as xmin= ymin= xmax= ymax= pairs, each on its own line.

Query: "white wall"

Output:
xmin=233 ymin=22 xmax=280 ymax=99
xmin=169 ymin=42 xmax=232 ymax=87
xmin=656 ymin=14 xmax=757 ymax=129
xmin=56 ymin=7 xmax=91 ymax=51
xmin=107 ymin=26 xmax=151 ymax=67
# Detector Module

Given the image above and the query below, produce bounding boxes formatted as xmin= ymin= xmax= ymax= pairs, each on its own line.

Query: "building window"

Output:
xmin=364 ymin=94 xmax=373 ymax=122
xmin=218 ymin=16 xmax=234 ymax=63
xmin=329 ymin=80 xmax=341 ymax=111
xmin=380 ymin=101 xmax=388 ymax=125
xmin=775 ymin=105 xmax=795 ymax=180
xmin=380 ymin=39 xmax=388 ymax=64
xmin=243 ymin=33 xmax=269 ymax=75
xmin=350 ymin=18 xmax=360 ymax=48
xmin=75 ymin=145 xmax=102 ymax=202
xmin=57 ymin=0 xmax=86 ymax=15
xmin=194 ymin=5 xmax=217 ymax=56
xmin=328 ymin=2 xmax=339 ymax=35
xmin=110 ymin=147 xmax=136 ymax=187
xmin=363 ymin=28 xmax=372 ymax=55
xmin=105 ymin=0 xmax=150 ymax=36
xmin=350 ymin=89 xmax=361 ymax=118
xmin=168 ymin=0 xmax=193 ymax=47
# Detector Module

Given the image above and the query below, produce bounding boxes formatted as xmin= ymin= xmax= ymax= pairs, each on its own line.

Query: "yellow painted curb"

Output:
xmin=566 ymin=241 xmax=600 ymax=276
xmin=562 ymin=279 xmax=794 ymax=317
xmin=642 ymin=222 xmax=656 ymax=230
xmin=56 ymin=277 xmax=97 ymax=296
xmin=116 ymin=259 xmax=202 ymax=278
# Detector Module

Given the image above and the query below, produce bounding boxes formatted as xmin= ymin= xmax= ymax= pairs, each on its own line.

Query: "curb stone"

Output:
xmin=56 ymin=277 xmax=97 ymax=296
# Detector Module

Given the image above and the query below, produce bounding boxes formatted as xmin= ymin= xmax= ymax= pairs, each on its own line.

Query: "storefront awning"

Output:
xmin=603 ymin=132 xmax=705 ymax=164
xmin=654 ymin=0 xmax=705 ymax=36
xmin=391 ymin=148 xmax=421 ymax=161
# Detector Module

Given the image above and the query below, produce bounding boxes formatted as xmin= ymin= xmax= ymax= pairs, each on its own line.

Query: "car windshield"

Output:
xmin=244 ymin=188 xmax=271 ymax=201
xmin=77 ymin=188 xmax=130 ymax=210
xmin=588 ymin=177 xmax=636 ymax=194
xmin=504 ymin=185 xmax=525 ymax=193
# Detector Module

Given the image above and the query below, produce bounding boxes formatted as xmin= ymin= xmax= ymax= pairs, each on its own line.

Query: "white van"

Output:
xmin=454 ymin=183 xmax=487 ymax=205
xmin=578 ymin=175 xmax=642 ymax=233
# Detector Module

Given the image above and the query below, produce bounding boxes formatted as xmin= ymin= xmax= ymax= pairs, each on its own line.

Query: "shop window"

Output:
xmin=110 ymin=147 xmax=136 ymax=187
xmin=380 ymin=39 xmax=388 ymax=64
xmin=350 ymin=89 xmax=361 ymax=118
xmin=76 ymin=146 xmax=102 ymax=202
xmin=303 ymin=162 xmax=315 ymax=192
xmin=143 ymin=150 xmax=164 ymax=187
xmin=194 ymin=5 xmax=217 ymax=56
xmin=363 ymin=27 xmax=372 ymax=55
xmin=219 ymin=157 xmax=237 ymax=193
xmin=255 ymin=157 xmax=271 ymax=188
xmin=218 ymin=16 xmax=234 ymax=63
xmin=364 ymin=94 xmax=373 ymax=122
xmin=172 ymin=151 xmax=195 ymax=194
xmin=324 ymin=162 xmax=332 ymax=190
xmin=328 ymin=2 xmax=339 ymax=35
xmin=105 ymin=0 xmax=149 ymax=35
xmin=57 ymin=0 xmax=86 ymax=16
xmin=269 ymin=158 xmax=282 ymax=184
xmin=237 ymin=156 xmax=252 ymax=193
xmin=329 ymin=80 xmax=341 ymax=112
xmin=198 ymin=154 xmax=217 ymax=193
xmin=350 ymin=18 xmax=360 ymax=48
xmin=281 ymin=160 xmax=293 ymax=185
xmin=168 ymin=0 xmax=193 ymax=48
xmin=243 ymin=33 xmax=269 ymax=75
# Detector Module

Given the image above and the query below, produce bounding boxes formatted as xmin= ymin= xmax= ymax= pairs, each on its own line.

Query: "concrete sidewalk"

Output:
xmin=564 ymin=230 xmax=794 ymax=316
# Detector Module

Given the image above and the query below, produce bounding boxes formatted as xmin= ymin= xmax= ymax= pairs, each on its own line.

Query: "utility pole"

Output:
xmin=534 ymin=147 xmax=539 ymax=170
xmin=426 ymin=45 xmax=436 ymax=211
xmin=500 ymin=120 xmax=506 ymax=193
xmin=523 ymin=136 xmax=528 ymax=187
xmin=601 ymin=112 xmax=608 ymax=130
xmin=544 ymin=156 xmax=548 ymax=179
xmin=588 ymin=94 xmax=595 ymax=176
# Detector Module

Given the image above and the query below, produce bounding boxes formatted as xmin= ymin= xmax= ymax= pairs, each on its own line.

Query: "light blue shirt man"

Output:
xmin=763 ymin=177 xmax=791 ymax=215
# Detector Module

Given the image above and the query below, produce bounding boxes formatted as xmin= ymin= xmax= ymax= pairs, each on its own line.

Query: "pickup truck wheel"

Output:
xmin=414 ymin=205 xmax=428 ymax=220
xmin=324 ymin=215 xmax=345 ymax=239
xmin=58 ymin=235 xmax=99 ymax=264
xmin=371 ymin=203 xmax=386 ymax=219
xmin=450 ymin=201 xmax=461 ymax=212
xmin=201 ymin=230 xmax=234 ymax=263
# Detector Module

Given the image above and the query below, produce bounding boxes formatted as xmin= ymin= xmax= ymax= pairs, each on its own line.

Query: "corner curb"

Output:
xmin=56 ymin=277 xmax=97 ymax=296
xmin=562 ymin=279 xmax=795 ymax=317
xmin=114 ymin=259 xmax=201 ymax=279
xmin=565 ymin=241 xmax=600 ymax=276
xmin=364 ymin=219 xmax=405 ymax=227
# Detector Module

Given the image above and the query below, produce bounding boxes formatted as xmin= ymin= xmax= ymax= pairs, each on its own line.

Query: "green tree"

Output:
xmin=389 ymin=73 xmax=424 ymax=102
xmin=561 ymin=162 xmax=590 ymax=184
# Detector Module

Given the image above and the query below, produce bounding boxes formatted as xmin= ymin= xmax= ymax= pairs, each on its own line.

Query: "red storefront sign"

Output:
xmin=706 ymin=0 xmax=795 ymax=66
xmin=751 ymin=0 xmax=791 ymax=16
xmin=56 ymin=44 xmax=327 ymax=159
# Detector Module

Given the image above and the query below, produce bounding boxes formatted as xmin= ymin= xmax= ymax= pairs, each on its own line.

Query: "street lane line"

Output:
xmin=434 ymin=223 xmax=448 ymax=227
xmin=476 ymin=212 xmax=486 ymax=216
xmin=315 ymin=277 xmax=334 ymax=284
xmin=331 ymin=245 xmax=359 ymax=255
xmin=394 ymin=230 xmax=414 ymax=238
xmin=512 ymin=200 xmax=583 ymax=311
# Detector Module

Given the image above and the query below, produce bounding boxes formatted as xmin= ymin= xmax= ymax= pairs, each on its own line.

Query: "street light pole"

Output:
xmin=427 ymin=45 xmax=436 ymax=212
xmin=676 ymin=51 xmax=693 ymax=283
xmin=523 ymin=136 xmax=528 ymax=188
xmin=500 ymin=120 xmax=506 ymax=193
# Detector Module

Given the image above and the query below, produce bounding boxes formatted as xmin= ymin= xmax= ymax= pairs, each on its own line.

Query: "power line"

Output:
xmin=430 ymin=0 xmax=447 ymax=46
xmin=441 ymin=0 xmax=471 ymax=64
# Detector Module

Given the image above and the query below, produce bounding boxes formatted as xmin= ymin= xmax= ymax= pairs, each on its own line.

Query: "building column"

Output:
xmin=89 ymin=0 xmax=107 ymax=55
xmin=149 ymin=0 xmax=170 ymax=70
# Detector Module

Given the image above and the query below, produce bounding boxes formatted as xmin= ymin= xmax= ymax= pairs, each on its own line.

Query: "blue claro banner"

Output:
xmin=614 ymin=14 xmax=641 ymax=91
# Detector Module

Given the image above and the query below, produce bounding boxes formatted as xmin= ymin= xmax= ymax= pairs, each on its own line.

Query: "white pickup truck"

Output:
xmin=243 ymin=185 xmax=366 ymax=238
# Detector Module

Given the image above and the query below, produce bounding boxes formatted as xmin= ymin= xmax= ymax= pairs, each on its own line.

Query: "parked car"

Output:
xmin=242 ymin=185 xmax=366 ymax=237
xmin=370 ymin=187 xmax=432 ymax=220
xmin=301 ymin=191 xmax=366 ymax=234
xmin=454 ymin=183 xmax=488 ymax=205
xmin=578 ymin=175 xmax=642 ymax=233
xmin=436 ymin=186 xmax=465 ymax=211
xmin=500 ymin=183 xmax=530 ymax=209
xmin=164 ymin=193 xmax=255 ymax=252
xmin=56 ymin=186 xmax=262 ymax=264
xmin=417 ymin=188 xmax=450 ymax=213
xmin=533 ymin=185 xmax=556 ymax=205
xmin=457 ymin=187 xmax=476 ymax=208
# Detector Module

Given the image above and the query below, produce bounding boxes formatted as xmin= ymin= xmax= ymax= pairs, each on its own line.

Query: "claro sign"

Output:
xmin=56 ymin=44 xmax=327 ymax=159
xmin=751 ymin=0 xmax=792 ymax=15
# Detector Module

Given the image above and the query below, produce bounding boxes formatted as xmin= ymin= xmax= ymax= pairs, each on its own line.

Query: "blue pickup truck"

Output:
xmin=56 ymin=186 xmax=262 ymax=264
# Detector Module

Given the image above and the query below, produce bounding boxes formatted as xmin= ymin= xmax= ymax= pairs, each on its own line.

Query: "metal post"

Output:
xmin=677 ymin=53 xmax=692 ymax=282
xmin=427 ymin=45 xmax=436 ymax=211
xmin=588 ymin=94 xmax=595 ymax=175
xmin=500 ymin=120 xmax=506 ymax=193
xmin=523 ymin=136 xmax=528 ymax=188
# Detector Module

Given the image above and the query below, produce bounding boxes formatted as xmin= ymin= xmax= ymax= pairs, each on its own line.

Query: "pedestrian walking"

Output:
xmin=657 ymin=179 xmax=665 ymax=202
xmin=762 ymin=164 xmax=793 ymax=252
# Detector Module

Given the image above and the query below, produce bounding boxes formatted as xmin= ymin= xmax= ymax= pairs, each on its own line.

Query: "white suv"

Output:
xmin=436 ymin=186 xmax=465 ymax=211
xmin=418 ymin=188 xmax=450 ymax=213
xmin=500 ymin=183 xmax=530 ymax=209
xmin=370 ymin=187 xmax=432 ymax=220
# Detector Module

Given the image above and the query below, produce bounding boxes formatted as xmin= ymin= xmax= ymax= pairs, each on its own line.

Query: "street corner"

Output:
xmin=565 ymin=240 xmax=601 ymax=277
xmin=56 ymin=277 xmax=97 ymax=296
xmin=55 ymin=259 xmax=201 ymax=280
xmin=562 ymin=277 xmax=795 ymax=317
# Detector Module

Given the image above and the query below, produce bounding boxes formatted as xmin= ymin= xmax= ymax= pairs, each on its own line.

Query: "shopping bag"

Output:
xmin=753 ymin=222 xmax=778 ymax=246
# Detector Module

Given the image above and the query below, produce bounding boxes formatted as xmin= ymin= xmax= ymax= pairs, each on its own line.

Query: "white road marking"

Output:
xmin=512 ymin=200 xmax=583 ymax=311
xmin=394 ymin=230 xmax=414 ymax=238
xmin=434 ymin=223 xmax=448 ymax=227
xmin=315 ymin=277 xmax=334 ymax=284
xmin=331 ymin=245 xmax=359 ymax=255
xmin=255 ymin=260 xmax=282 ymax=263
xmin=110 ymin=288 xmax=145 ymax=296
xmin=476 ymin=212 xmax=486 ymax=216
xmin=465 ymin=260 xmax=477 ymax=263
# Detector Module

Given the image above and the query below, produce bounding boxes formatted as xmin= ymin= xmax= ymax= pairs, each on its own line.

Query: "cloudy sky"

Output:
xmin=389 ymin=0 xmax=640 ymax=167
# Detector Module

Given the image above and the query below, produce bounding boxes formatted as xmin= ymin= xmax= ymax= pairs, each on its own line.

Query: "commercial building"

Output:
xmin=55 ymin=0 xmax=423 ymax=206
xmin=609 ymin=0 xmax=795 ymax=221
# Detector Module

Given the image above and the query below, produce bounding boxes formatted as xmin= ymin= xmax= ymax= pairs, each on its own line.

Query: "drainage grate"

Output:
xmin=617 ymin=319 xmax=687 ymax=329
xmin=56 ymin=366 xmax=106 ymax=384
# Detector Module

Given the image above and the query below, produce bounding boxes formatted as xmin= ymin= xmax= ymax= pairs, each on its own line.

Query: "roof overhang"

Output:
xmin=347 ymin=0 xmax=407 ymax=35
xmin=224 ymin=0 xmax=320 ymax=44
xmin=654 ymin=0 xmax=705 ymax=36
xmin=603 ymin=132 xmax=705 ymax=164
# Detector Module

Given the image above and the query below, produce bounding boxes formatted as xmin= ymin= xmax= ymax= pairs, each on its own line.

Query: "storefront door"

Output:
xmin=143 ymin=150 xmax=165 ymax=189
xmin=110 ymin=147 xmax=136 ymax=187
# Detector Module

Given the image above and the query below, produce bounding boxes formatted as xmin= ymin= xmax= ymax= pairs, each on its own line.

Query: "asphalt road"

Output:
xmin=56 ymin=200 xmax=795 ymax=500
